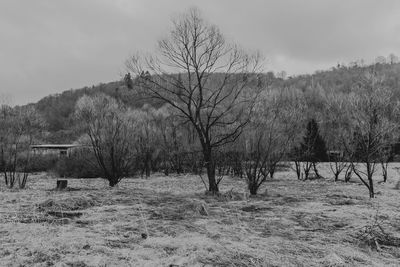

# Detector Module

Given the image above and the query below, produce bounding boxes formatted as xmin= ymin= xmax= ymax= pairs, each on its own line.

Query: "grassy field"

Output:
xmin=1 ymin=163 xmax=400 ymax=267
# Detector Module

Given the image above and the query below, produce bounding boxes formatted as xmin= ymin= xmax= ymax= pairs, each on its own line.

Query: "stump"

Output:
xmin=56 ymin=179 xmax=68 ymax=190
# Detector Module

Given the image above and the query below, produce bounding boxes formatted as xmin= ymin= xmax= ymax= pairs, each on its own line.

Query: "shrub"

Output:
xmin=28 ymin=154 xmax=59 ymax=173
xmin=53 ymin=150 xmax=101 ymax=178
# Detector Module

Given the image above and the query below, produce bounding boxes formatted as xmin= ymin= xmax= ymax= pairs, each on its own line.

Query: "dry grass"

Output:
xmin=1 ymin=164 xmax=400 ymax=266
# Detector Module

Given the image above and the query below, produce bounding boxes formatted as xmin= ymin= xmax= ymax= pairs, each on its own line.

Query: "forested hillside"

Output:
xmin=26 ymin=61 xmax=400 ymax=144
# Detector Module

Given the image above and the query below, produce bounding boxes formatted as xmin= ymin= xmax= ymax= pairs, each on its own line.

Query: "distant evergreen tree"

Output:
xmin=293 ymin=119 xmax=328 ymax=180
xmin=300 ymin=118 xmax=328 ymax=162
xmin=124 ymin=73 xmax=133 ymax=89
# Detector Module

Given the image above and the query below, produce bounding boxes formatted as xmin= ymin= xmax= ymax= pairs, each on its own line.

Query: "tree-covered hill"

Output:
xmin=24 ymin=61 xmax=400 ymax=143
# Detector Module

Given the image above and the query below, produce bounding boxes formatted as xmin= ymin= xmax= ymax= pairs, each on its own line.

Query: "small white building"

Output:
xmin=31 ymin=144 xmax=82 ymax=157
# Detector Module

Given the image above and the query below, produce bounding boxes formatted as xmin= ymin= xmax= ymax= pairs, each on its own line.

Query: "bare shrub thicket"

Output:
xmin=131 ymin=104 xmax=201 ymax=177
xmin=125 ymin=8 xmax=263 ymax=193
xmin=243 ymin=88 xmax=304 ymax=195
xmin=0 ymin=105 xmax=44 ymax=189
xmin=324 ymin=91 xmax=353 ymax=181
xmin=341 ymin=72 xmax=399 ymax=198
xmin=132 ymin=106 xmax=162 ymax=178
xmin=75 ymin=94 xmax=138 ymax=187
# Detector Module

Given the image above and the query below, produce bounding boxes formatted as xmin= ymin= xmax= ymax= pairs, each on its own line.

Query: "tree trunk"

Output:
xmin=109 ymin=178 xmax=118 ymax=187
xmin=164 ymin=164 xmax=169 ymax=176
xmin=294 ymin=161 xmax=301 ymax=180
xmin=344 ymin=165 xmax=352 ymax=182
xmin=204 ymin=149 xmax=218 ymax=193
xmin=368 ymin=175 xmax=374 ymax=198
xmin=334 ymin=172 xmax=339 ymax=182
xmin=56 ymin=180 xmax=68 ymax=190
xmin=381 ymin=162 xmax=388 ymax=183
xmin=269 ymin=166 xmax=275 ymax=179
xmin=249 ymin=183 xmax=258 ymax=195
xmin=145 ymin=152 xmax=151 ymax=178
xmin=206 ymin=161 xmax=218 ymax=193
xmin=303 ymin=162 xmax=312 ymax=180
xmin=313 ymin=162 xmax=322 ymax=178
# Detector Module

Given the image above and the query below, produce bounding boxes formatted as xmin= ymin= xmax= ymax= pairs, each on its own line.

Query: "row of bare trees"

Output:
xmin=0 ymin=104 xmax=45 ymax=189
xmin=75 ymin=93 xmax=206 ymax=186
xmin=119 ymin=8 xmax=400 ymax=197
xmin=323 ymin=72 xmax=400 ymax=198
xmin=74 ymin=66 xmax=400 ymax=199
xmin=241 ymin=88 xmax=305 ymax=195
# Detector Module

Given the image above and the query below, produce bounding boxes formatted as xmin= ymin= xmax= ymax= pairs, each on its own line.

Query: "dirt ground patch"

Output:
xmin=1 ymin=163 xmax=400 ymax=266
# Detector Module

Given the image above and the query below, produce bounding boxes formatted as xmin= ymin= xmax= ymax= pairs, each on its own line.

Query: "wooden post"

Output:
xmin=56 ymin=180 xmax=68 ymax=190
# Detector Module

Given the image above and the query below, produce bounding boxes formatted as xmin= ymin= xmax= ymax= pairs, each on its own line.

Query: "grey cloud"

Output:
xmin=0 ymin=0 xmax=399 ymax=105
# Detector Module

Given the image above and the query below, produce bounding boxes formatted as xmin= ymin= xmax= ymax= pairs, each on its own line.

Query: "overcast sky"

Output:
xmin=1 ymin=0 xmax=400 ymax=105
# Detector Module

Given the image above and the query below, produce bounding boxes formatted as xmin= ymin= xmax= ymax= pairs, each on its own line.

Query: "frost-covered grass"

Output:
xmin=1 ymin=163 xmax=400 ymax=266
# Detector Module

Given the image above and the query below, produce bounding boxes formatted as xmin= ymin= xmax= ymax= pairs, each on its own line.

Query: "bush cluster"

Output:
xmin=52 ymin=150 xmax=102 ymax=178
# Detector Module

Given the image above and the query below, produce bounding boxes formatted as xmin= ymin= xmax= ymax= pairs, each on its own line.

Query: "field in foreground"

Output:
xmin=1 ymin=163 xmax=400 ymax=267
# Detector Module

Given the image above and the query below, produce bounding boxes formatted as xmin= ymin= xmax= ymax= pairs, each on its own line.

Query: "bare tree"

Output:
xmin=0 ymin=105 xmax=44 ymax=188
xmin=388 ymin=53 xmax=399 ymax=65
xmin=132 ymin=105 xmax=164 ymax=178
xmin=324 ymin=92 xmax=352 ymax=182
xmin=75 ymin=94 xmax=138 ymax=187
xmin=16 ymin=106 xmax=45 ymax=188
xmin=125 ymin=8 xmax=263 ymax=193
xmin=379 ymin=145 xmax=393 ymax=183
xmin=0 ymin=104 xmax=13 ymax=187
xmin=244 ymin=88 xmax=304 ymax=195
xmin=152 ymin=105 xmax=196 ymax=175
xmin=375 ymin=56 xmax=387 ymax=65
xmin=345 ymin=72 xmax=399 ymax=198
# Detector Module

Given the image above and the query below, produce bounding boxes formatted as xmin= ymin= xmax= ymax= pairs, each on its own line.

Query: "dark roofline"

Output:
xmin=30 ymin=144 xmax=82 ymax=149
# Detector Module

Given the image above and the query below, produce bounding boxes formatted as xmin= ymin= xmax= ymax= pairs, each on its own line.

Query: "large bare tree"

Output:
xmin=125 ymin=8 xmax=263 ymax=193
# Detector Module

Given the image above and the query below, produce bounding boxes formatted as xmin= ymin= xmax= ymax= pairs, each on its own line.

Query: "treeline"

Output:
xmin=2 ymin=64 xmax=398 ymax=197
xmin=23 ymin=61 xmax=400 ymax=145
xmin=55 ymin=66 xmax=396 ymax=198
xmin=14 ymin=59 xmax=400 ymax=149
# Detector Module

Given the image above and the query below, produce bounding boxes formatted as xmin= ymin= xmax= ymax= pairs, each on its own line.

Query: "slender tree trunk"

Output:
xmin=333 ymin=171 xmax=339 ymax=182
xmin=313 ymin=162 xmax=322 ymax=178
xmin=368 ymin=175 xmax=374 ymax=198
xmin=303 ymin=161 xmax=312 ymax=180
xmin=206 ymin=161 xmax=218 ymax=192
xmin=269 ymin=165 xmax=276 ymax=179
xmin=145 ymin=154 xmax=151 ymax=178
xmin=345 ymin=165 xmax=352 ymax=182
xmin=366 ymin=162 xmax=374 ymax=198
xmin=294 ymin=161 xmax=301 ymax=180
xmin=381 ymin=161 xmax=388 ymax=183
xmin=163 ymin=158 xmax=169 ymax=176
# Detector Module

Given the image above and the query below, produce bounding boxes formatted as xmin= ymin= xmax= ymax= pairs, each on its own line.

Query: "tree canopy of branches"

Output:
xmin=75 ymin=94 xmax=138 ymax=187
xmin=243 ymin=88 xmax=304 ymax=195
xmin=343 ymin=72 xmax=400 ymax=198
xmin=323 ymin=92 xmax=352 ymax=181
xmin=0 ymin=105 xmax=44 ymax=188
xmin=131 ymin=105 xmax=164 ymax=178
xmin=125 ymin=8 xmax=263 ymax=193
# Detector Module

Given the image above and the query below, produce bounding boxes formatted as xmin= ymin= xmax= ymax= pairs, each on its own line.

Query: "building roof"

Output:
xmin=30 ymin=144 xmax=81 ymax=149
